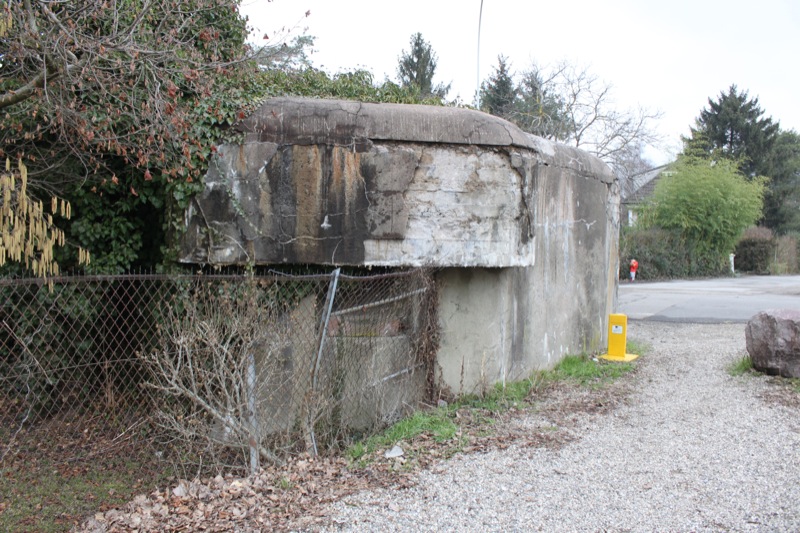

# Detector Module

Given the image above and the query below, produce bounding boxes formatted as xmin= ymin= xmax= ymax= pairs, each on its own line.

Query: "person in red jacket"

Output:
xmin=629 ymin=259 xmax=639 ymax=282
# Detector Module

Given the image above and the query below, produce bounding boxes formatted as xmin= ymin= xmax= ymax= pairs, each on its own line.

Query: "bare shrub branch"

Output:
xmin=145 ymin=280 xmax=300 ymax=471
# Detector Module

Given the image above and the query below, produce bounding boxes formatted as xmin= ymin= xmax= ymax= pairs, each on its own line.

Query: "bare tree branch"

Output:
xmin=1 ymin=0 xmax=255 ymax=190
xmin=513 ymin=60 xmax=663 ymax=164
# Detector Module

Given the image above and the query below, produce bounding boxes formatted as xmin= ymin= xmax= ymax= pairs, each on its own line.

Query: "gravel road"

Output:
xmin=316 ymin=321 xmax=800 ymax=532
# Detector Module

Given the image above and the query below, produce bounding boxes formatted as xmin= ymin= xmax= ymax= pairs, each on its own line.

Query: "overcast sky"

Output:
xmin=241 ymin=0 xmax=800 ymax=165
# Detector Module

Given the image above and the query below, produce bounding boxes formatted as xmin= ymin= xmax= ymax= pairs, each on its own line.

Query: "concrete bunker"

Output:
xmin=180 ymin=97 xmax=619 ymax=428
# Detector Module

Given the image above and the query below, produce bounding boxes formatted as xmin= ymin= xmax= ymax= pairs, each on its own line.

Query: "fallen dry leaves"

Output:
xmin=757 ymin=375 xmax=800 ymax=410
xmin=74 ymin=374 xmax=639 ymax=532
xmin=76 ymin=454 xmax=416 ymax=532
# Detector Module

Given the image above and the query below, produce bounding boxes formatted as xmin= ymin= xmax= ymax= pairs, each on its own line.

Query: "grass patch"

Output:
xmin=627 ymin=339 xmax=651 ymax=356
xmin=384 ymin=411 xmax=459 ymax=443
xmin=0 ymin=415 xmax=173 ymax=533
xmin=347 ymin=409 xmax=459 ymax=462
xmin=546 ymin=353 xmax=635 ymax=387
xmin=727 ymin=355 xmax=800 ymax=398
xmin=725 ymin=356 xmax=800 ymax=407
xmin=0 ymin=453 xmax=169 ymax=533
xmin=728 ymin=354 xmax=754 ymax=376
xmin=345 ymin=378 xmax=540 ymax=464
xmin=458 ymin=378 xmax=539 ymax=412
xmin=347 ymin=349 xmax=640 ymax=466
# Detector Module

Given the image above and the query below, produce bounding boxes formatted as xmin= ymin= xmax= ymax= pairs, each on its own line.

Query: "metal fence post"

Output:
xmin=308 ymin=268 xmax=340 ymax=456
xmin=246 ymin=351 xmax=259 ymax=473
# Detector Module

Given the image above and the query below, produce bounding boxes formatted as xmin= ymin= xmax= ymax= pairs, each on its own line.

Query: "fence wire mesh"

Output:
xmin=0 ymin=268 xmax=438 ymax=473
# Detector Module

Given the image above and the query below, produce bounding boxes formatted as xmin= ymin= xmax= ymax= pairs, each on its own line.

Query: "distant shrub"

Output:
xmin=734 ymin=227 xmax=775 ymax=274
xmin=741 ymin=226 xmax=774 ymax=240
xmin=771 ymin=234 xmax=799 ymax=274
xmin=620 ymin=227 xmax=728 ymax=280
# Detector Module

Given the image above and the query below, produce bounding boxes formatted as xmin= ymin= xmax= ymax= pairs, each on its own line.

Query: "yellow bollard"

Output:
xmin=599 ymin=313 xmax=639 ymax=362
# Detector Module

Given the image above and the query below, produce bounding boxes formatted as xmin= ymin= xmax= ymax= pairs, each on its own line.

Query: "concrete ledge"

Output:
xmin=236 ymin=98 xmax=612 ymax=185
xmin=239 ymin=97 xmax=532 ymax=148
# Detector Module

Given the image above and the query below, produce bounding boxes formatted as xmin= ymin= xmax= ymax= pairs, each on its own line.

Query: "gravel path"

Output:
xmin=316 ymin=322 xmax=800 ymax=532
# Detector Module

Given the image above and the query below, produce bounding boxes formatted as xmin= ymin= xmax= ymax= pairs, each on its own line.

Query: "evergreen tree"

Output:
xmin=683 ymin=85 xmax=800 ymax=233
xmin=256 ymin=35 xmax=316 ymax=71
xmin=687 ymin=85 xmax=780 ymax=176
xmin=762 ymin=130 xmax=800 ymax=232
xmin=397 ymin=33 xmax=450 ymax=99
xmin=681 ymin=128 xmax=717 ymax=161
xmin=479 ymin=55 xmax=517 ymax=119
xmin=514 ymin=66 xmax=569 ymax=140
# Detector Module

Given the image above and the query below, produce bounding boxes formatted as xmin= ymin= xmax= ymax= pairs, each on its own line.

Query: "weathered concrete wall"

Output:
xmin=435 ymin=153 xmax=618 ymax=393
xmin=180 ymin=97 xmax=619 ymax=395
xmin=436 ymin=171 xmax=615 ymax=392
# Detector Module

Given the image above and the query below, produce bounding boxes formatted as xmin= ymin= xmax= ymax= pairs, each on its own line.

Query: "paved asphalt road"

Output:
xmin=618 ymin=274 xmax=800 ymax=323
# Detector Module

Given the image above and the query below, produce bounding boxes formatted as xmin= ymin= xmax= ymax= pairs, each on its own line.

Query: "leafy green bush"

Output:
xmin=259 ymin=68 xmax=448 ymax=106
xmin=624 ymin=158 xmax=765 ymax=280
xmin=639 ymin=158 xmax=765 ymax=255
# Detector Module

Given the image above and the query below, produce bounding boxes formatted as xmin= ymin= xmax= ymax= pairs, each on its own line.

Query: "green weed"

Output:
xmin=346 ymin=441 xmax=368 ymax=462
xmin=728 ymin=355 xmax=800 ymax=396
xmin=346 ymin=349 xmax=640 ymax=467
xmin=728 ymin=354 xmax=754 ymax=376
xmin=547 ymin=354 xmax=635 ymax=386
xmin=347 ymin=409 xmax=459 ymax=462
xmin=458 ymin=377 xmax=539 ymax=412
xmin=627 ymin=339 xmax=651 ymax=356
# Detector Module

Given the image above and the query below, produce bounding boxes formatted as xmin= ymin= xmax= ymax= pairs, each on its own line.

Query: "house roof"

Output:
xmin=622 ymin=164 xmax=670 ymax=204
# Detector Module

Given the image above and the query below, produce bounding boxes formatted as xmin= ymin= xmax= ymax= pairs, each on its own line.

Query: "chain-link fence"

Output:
xmin=0 ymin=268 xmax=438 ymax=473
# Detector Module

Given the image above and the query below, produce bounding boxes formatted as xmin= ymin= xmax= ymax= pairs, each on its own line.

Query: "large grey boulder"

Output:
xmin=745 ymin=309 xmax=800 ymax=378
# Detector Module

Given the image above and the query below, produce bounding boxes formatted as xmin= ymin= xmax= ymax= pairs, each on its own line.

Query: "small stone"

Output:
xmin=384 ymin=445 xmax=404 ymax=459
